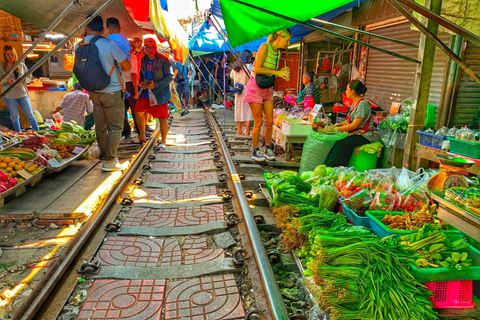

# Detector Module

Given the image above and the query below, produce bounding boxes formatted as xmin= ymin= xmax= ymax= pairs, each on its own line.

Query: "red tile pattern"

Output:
xmin=164 ymin=274 xmax=245 ymax=319
xmin=152 ymin=160 xmax=214 ymax=170
xmin=175 ymin=205 xmax=225 ymax=226
xmin=177 ymin=187 xmax=218 ymax=201
xmin=183 ymin=172 xmax=218 ymax=183
xmin=146 ymin=173 xmax=183 ymax=184
xmin=158 ymin=153 xmax=212 ymax=160
xmin=98 ymin=237 xmax=163 ymax=267
xmin=161 ymin=239 xmax=182 ymax=266
xmin=184 ymin=249 xmax=225 ymax=265
xmin=78 ymin=280 xmax=166 ymax=320
xmin=123 ymin=208 xmax=177 ymax=227
xmin=183 ymin=237 xmax=208 ymax=250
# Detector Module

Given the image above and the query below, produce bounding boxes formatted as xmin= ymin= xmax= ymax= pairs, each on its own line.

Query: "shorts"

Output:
xmin=243 ymin=76 xmax=273 ymax=104
xmin=201 ymin=81 xmax=210 ymax=91
xmin=135 ymin=97 xmax=169 ymax=119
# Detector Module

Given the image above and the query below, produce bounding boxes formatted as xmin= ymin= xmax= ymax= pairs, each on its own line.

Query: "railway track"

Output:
xmin=10 ymin=107 xmax=312 ymax=320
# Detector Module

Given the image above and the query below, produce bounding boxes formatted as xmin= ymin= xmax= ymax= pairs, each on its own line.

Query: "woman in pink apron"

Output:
xmin=324 ymin=80 xmax=375 ymax=167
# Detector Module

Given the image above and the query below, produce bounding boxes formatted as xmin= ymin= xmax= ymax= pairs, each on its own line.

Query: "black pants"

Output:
xmin=122 ymin=81 xmax=139 ymax=137
xmin=324 ymin=135 xmax=371 ymax=167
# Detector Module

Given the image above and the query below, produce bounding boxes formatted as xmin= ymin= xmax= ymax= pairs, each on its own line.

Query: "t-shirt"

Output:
xmin=77 ymin=35 xmax=127 ymax=93
xmin=58 ymin=90 xmax=93 ymax=125
xmin=199 ymin=60 xmax=215 ymax=80
xmin=143 ymin=58 xmax=155 ymax=98
xmin=348 ymin=99 xmax=374 ymax=141
xmin=108 ymin=33 xmax=131 ymax=59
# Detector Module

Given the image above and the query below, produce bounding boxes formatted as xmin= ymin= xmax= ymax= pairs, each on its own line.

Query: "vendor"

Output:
xmin=296 ymin=71 xmax=320 ymax=106
xmin=323 ymin=79 xmax=375 ymax=167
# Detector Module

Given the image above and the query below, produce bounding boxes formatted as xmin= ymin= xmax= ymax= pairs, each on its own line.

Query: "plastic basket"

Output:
xmin=264 ymin=172 xmax=275 ymax=200
xmin=425 ymin=281 xmax=475 ymax=309
xmin=366 ymin=211 xmax=463 ymax=238
xmin=448 ymin=137 xmax=480 ymax=160
xmin=340 ymin=200 xmax=370 ymax=228
xmin=417 ymin=130 xmax=447 ymax=150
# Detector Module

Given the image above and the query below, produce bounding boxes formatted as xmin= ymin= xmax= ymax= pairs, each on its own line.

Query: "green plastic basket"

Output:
xmin=448 ymin=137 xmax=480 ymax=160
xmin=264 ymin=172 xmax=275 ymax=200
xmin=410 ymin=235 xmax=480 ymax=282
xmin=366 ymin=211 xmax=462 ymax=238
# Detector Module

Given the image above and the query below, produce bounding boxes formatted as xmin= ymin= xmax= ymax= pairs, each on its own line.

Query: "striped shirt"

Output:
xmin=263 ymin=42 xmax=279 ymax=70
xmin=58 ymin=90 xmax=93 ymax=125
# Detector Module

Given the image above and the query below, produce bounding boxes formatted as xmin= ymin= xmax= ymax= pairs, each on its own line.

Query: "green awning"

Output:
xmin=218 ymin=0 xmax=354 ymax=47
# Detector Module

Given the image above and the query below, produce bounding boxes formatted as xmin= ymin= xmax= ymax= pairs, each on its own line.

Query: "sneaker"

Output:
xmin=252 ymin=148 xmax=266 ymax=162
xmin=264 ymin=144 xmax=276 ymax=161
xmin=101 ymin=158 xmax=127 ymax=172
xmin=181 ymin=110 xmax=190 ymax=117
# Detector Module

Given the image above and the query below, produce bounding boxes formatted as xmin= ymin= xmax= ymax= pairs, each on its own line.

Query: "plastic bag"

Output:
xmin=64 ymin=53 xmax=74 ymax=71
xmin=33 ymin=110 xmax=44 ymax=124
xmin=395 ymin=167 xmax=412 ymax=192
xmin=299 ymin=131 xmax=347 ymax=174
xmin=343 ymin=189 xmax=373 ymax=214
xmin=370 ymin=191 xmax=401 ymax=211
xmin=86 ymin=143 xmax=101 ymax=159
xmin=148 ymin=89 xmax=157 ymax=106
xmin=401 ymin=185 xmax=430 ymax=211
xmin=52 ymin=112 xmax=63 ymax=124
xmin=318 ymin=185 xmax=340 ymax=211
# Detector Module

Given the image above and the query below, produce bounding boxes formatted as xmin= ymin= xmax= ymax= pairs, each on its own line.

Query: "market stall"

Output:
xmin=264 ymin=163 xmax=480 ymax=318
xmin=0 ymin=120 xmax=96 ymax=206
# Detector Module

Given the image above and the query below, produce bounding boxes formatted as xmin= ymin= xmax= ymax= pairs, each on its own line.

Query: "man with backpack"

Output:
xmin=74 ymin=15 xmax=131 ymax=171
xmin=173 ymin=60 xmax=190 ymax=111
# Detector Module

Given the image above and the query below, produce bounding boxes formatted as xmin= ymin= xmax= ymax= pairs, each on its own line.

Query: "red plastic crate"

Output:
xmin=424 ymin=280 xmax=475 ymax=309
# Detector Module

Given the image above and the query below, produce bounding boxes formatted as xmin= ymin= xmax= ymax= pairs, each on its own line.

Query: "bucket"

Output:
xmin=304 ymin=97 xmax=314 ymax=108
xmin=348 ymin=146 xmax=378 ymax=172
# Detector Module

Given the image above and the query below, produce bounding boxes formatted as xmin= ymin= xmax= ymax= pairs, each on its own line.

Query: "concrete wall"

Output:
xmin=28 ymin=90 xmax=67 ymax=122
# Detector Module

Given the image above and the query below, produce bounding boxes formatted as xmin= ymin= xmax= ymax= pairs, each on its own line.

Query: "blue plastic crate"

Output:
xmin=417 ymin=130 xmax=447 ymax=150
xmin=340 ymin=200 xmax=370 ymax=228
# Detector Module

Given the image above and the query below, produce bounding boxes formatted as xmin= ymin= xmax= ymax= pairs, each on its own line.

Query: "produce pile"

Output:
xmin=266 ymin=166 xmax=431 ymax=216
xmin=445 ymin=187 xmax=480 ymax=216
xmin=381 ymin=205 xmax=438 ymax=230
xmin=398 ymin=224 xmax=473 ymax=269
xmin=434 ymin=126 xmax=479 ymax=142
xmin=49 ymin=121 xmax=96 ymax=145
xmin=0 ymin=154 xmax=43 ymax=194
xmin=273 ymin=205 xmax=438 ymax=320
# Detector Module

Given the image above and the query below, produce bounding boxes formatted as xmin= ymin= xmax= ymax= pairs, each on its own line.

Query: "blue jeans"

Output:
xmin=4 ymin=96 xmax=39 ymax=132
xmin=176 ymin=82 xmax=190 ymax=108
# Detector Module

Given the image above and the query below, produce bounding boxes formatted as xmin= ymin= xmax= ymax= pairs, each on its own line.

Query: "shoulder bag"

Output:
xmin=255 ymin=49 xmax=279 ymax=89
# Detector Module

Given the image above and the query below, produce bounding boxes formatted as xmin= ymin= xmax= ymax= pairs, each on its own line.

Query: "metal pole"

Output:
xmin=0 ymin=0 xmax=81 ymax=84
xmin=191 ymin=52 xmax=224 ymax=95
xmin=0 ymin=0 xmax=115 ymax=100
xmin=12 ymin=128 xmax=161 ymax=320
xmin=394 ymin=0 xmax=480 ymax=47
xmin=209 ymin=13 xmax=251 ymax=77
xmin=231 ymin=0 xmax=420 ymax=64
xmin=205 ymin=110 xmax=289 ymax=320
xmin=386 ymin=0 xmax=480 ymax=84
xmin=310 ymin=17 xmax=419 ymax=48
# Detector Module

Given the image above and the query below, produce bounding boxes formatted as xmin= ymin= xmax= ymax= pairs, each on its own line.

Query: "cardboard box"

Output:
xmin=281 ymin=119 xmax=312 ymax=136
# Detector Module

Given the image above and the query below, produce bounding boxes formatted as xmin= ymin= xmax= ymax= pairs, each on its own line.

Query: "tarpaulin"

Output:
xmin=149 ymin=0 xmax=189 ymax=63
xmin=217 ymin=0 xmax=356 ymax=47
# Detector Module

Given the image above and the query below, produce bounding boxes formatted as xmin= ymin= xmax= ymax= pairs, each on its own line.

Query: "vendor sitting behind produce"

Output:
xmin=51 ymin=82 xmax=93 ymax=125
xmin=323 ymin=79 xmax=374 ymax=167
xmin=296 ymin=71 xmax=320 ymax=106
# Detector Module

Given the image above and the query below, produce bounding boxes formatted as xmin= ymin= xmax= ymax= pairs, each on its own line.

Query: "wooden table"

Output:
xmin=285 ymin=135 xmax=308 ymax=161
xmin=415 ymin=144 xmax=480 ymax=175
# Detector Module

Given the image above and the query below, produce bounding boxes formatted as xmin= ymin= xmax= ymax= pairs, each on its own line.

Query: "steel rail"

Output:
xmin=0 ymin=0 xmax=115 ymax=100
xmin=205 ymin=109 xmax=289 ymax=320
xmin=12 ymin=128 xmax=161 ymax=320
xmin=0 ymin=0 xmax=82 ymax=85
xmin=230 ymin=0 xmax=420 ymax=64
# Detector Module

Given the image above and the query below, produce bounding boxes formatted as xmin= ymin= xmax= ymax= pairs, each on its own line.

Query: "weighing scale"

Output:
xmin=427 ymin=154 xmax=475 ymax=192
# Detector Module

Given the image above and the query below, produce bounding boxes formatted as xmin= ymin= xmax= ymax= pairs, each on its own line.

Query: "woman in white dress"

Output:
xmin=230 ymin=51 xmax=253 ymax=136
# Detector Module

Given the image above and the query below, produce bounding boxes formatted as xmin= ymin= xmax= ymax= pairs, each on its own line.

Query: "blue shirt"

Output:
xmin=108 ymin=33 xmax=131 ymax=60
xmin=76 ymin=35 xmax=127 ymax=93
xmin=143 ymin=59 xmax=155 ymax=98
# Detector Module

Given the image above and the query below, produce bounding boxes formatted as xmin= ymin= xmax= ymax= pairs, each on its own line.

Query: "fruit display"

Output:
xmin=0 ymin=148 xmax=37 ymax=160
xmin=49 ymin=144 xmax=74 ymax=158
xmin=0 ymin=155 xmax=43 ymax=194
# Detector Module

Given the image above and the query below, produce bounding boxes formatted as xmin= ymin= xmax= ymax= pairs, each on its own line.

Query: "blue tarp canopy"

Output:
xmin=190 ymin=0 xmax=364 ymax=54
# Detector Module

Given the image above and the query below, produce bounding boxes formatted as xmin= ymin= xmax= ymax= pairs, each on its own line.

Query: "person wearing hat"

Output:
xmin=134 ymin=38 xmax=173 ymax=149
xmin=51 ymin=82 xmax=93 ymax=125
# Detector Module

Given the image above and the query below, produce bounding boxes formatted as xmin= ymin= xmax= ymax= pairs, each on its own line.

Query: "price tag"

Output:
xmin=72 ymin=146 xmax=84 ymax=155
xmin=48 ymin=158 xmax=61 ymax=168
xmin=17 ymin=169 xmax=33 ymax=180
